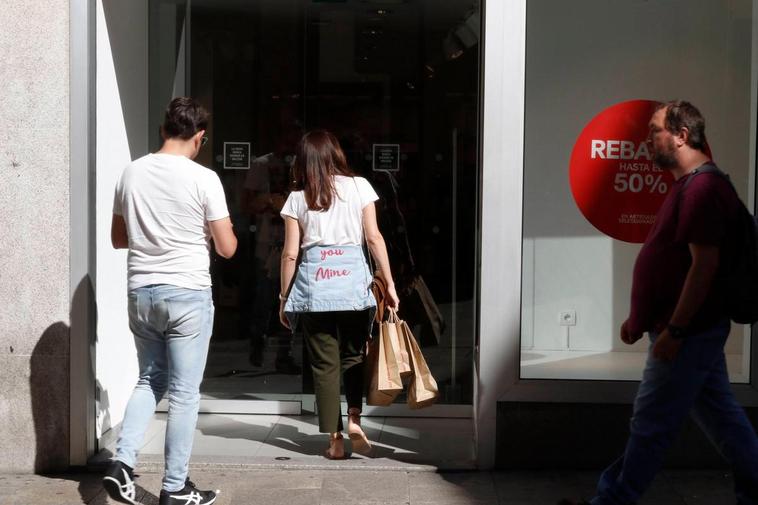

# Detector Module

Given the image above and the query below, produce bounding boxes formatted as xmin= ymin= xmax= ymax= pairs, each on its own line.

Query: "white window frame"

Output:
xmin=475 ymin=0 xmax=758 ymax=469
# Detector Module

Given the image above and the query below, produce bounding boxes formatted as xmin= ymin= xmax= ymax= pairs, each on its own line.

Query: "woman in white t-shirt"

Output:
xmin=279 ymin=130 xmax=399 ymax=459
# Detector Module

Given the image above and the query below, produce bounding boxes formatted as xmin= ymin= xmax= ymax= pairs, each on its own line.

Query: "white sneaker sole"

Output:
xmin=103 ymin=475 xmax=137 ymax=505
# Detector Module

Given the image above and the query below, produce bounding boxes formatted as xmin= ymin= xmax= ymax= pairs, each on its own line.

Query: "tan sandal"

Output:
xmin=324 ymin=432 xmax=346 ymax=460
xmin=347 ymin=408 xmax=372 ymax=456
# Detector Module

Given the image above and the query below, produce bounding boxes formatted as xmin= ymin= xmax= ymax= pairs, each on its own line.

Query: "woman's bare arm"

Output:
xmin=362 ymin=202 xmax=400 ymax=308
xmin=279 ymin=216 xmax=301 ymax=328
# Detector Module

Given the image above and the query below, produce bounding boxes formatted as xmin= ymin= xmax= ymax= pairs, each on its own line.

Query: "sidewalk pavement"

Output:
xmin=0 ymin=468 xmax=739 ymax=505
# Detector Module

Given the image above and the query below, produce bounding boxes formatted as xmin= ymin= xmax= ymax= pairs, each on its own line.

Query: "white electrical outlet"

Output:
xmin=559 ymin=310 xmax=576 ymax=326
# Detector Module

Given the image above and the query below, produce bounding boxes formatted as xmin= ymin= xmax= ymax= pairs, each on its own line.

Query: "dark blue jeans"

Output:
xmin=592 ymin=320 xmax=758 ymax=505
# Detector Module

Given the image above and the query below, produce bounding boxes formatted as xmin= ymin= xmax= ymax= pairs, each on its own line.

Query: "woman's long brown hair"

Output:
xmin=292 ymin=130 xmax=355 ymax=211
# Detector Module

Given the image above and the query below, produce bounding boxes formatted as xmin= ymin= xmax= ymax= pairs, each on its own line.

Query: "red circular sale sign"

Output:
xmin=569 ymin=100 xmax=673 ymax=243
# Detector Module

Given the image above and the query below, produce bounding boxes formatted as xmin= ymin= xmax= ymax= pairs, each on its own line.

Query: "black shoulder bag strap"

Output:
xmin=682 ymin=163 xmax=731 ymax=192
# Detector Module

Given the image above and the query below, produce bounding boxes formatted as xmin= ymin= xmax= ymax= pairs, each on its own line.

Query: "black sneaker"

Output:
xmin=102 ymin=460 xmax=137 ymax=505
xmin=159 ymin=478 xmax=218 ymax=505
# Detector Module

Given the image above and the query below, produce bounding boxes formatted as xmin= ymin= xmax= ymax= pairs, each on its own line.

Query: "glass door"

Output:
xmin=149 ymin=0 xmax=481 ymax=413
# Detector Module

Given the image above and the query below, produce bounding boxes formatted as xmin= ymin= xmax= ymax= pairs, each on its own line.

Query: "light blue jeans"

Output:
xmin=115 ymin=284 xmax=214 ymax=493
xmin=593 ymin=320 xmax=758 ymax=505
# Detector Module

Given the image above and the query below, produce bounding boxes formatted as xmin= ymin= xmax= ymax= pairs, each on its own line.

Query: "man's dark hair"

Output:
xmin=161 ymin=97 xmax=209 ymax=140
xmin=656 ymin=100 xmax=707 ymax=151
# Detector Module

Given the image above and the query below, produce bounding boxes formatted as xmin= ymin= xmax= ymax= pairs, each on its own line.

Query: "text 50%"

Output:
xmin=613 ymin=174 xmax=667 ymax=194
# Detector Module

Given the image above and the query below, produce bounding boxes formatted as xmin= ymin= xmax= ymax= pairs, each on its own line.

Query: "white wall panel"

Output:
xmin=95 ymin=0 xmax=148 ymax=438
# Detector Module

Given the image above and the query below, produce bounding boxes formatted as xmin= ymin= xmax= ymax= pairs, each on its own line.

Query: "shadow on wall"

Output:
xmin=30 ymin=321 xmax=70 ymax=473
xmin=97 ymin=379 xmax=111 ymax=445
xmin=31 ymin=276 xmax=108 ymax=474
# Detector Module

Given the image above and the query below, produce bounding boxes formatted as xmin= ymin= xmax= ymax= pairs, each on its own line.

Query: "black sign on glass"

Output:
xmin=372 ymin=144 xmax=400 ymax=172
xmin=223 ymin=142 xmax=251 ymax=169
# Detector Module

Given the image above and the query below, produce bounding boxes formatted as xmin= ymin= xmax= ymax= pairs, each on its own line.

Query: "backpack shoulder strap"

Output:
xmin=682 ymin=163 xmax=731 ymax=192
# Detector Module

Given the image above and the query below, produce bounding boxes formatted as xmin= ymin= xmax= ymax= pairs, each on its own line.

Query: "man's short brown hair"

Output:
xmin=656 ymin=100 xmax=707 ymax=151
xmin=162 ymin=97 xmax=209 ymax=140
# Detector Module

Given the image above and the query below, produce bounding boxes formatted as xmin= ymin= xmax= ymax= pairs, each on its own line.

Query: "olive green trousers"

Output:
xmin=299 ymin=310 xmax=373 ymax=433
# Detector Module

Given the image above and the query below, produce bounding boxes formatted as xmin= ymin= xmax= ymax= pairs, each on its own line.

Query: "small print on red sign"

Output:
xmin=569 ymin=99 xmax=674 ymax=243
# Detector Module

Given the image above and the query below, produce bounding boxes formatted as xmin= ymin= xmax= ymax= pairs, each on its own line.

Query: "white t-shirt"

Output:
xmin=280 ymin=175 xmax=379 ymax=248
xmin=113 ymin=153 xmax=230 ymax=291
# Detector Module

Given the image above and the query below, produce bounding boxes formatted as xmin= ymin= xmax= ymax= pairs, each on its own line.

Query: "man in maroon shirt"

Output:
xmin=561 ymin=101 xmax=758 ymax=505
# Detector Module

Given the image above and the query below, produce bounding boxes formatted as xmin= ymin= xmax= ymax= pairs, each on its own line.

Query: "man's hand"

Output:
xmin=111 ymin=214 xmax=128 ymax=249
xmin=208 ymin=217 xmax=238 ymax=258
xmin=652 ymin=329 xmax=683 ymax=361
xmin=620 ymin=319 xmax=643 ymax=345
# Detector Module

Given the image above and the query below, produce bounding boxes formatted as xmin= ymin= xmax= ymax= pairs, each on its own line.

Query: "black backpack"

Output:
xmin=682 ymin=164 xmax=758 ymax=324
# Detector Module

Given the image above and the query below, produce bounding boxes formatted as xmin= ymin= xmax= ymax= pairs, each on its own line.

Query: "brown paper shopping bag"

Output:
xmin=366 ymin=318 xmax=404 ymax=406
xmin=386 ymin=309 xmax=412 ymax=377
xmin=401 ymin=319 xmax=439 ymax=409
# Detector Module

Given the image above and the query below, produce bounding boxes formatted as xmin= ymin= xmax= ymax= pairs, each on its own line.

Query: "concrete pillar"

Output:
xmin=0 ymin=0 xmax=71 ymax=473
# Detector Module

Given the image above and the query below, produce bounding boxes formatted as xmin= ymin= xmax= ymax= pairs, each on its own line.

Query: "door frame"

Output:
xmin=70 ymin=0 xmax=97 ymax=467
xmin=83 ymin=0 xmax=487 ymax=466
xmin=172 ymin=1 xmax=480 ymax=420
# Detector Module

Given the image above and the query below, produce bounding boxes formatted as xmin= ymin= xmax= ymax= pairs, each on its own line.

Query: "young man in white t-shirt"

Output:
xmin=103 ymin=97 xmax=237 ymax=505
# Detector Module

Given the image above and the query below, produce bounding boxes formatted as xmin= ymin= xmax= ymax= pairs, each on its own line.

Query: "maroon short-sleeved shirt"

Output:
xmin=627 ymin=164 xmax=741 ymax=336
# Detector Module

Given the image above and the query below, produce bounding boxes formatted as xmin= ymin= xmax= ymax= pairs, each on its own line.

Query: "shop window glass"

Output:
xmin=521 ymin=0 xmax=756 ymax=382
